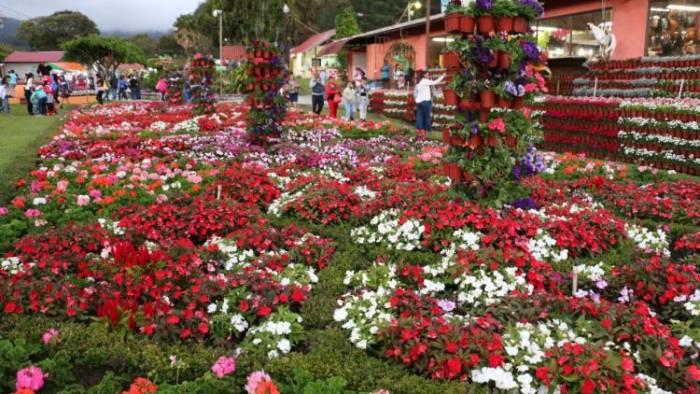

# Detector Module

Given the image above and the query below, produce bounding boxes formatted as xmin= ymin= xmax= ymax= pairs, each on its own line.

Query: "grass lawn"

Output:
xmin=0 ymin=104 xmax=74 ymax=205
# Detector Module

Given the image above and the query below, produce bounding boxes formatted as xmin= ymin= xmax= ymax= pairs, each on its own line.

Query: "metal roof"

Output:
xmin=291 ymin=29 xmax=336 ymax=55
xmin=5 ymin=51 xmax=64 ymax=63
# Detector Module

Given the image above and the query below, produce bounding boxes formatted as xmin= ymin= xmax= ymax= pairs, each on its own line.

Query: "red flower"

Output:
xmin=198 ymin=322 xmax=209 ymax=335
xmin=240 ymin=300 xmax=250 ymax=312
xmin=446 ymin=357 xmax=462 ymax=375
xmin=601 ymin=318 xmax=612 ymax=330
xmin=166 ymin=314 xmax=180 ymax=325
xmin=581 ymin=379 xmax=596 ymax=394
xmin=257 ymin=306 xmax=272 ymax=317
xmin=291 ymin=288 xmax=304 ymax=303
xmin=445 ymin=342 xmax=458 ymax=353
xmin=535 ymin=367 xmax=550 ymax=385
xmin=687 ymin=365 xmax=700 ymax=381
xmin=621 ymin=357 xmax=634 ymax=372
xmin=488 ymin=354 xmax=504 ymax=367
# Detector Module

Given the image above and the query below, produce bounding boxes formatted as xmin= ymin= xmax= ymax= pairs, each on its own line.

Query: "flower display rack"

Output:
xmin=535 ymin=96 xmax=700 ymax=175
xmin=189 ymin=54 xmax=217 ymax=115
xmin=439 ymin=0 xmax=547 ymax=188
xmin=244 ymin=40 xmax=288 ymax=144
xmin=369 ymin=89 xmax=455 ymax=133
xmin=572 ymin=55 xmax=700 ymax=99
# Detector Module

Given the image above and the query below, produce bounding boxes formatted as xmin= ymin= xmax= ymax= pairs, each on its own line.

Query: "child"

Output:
xmin=31 ymin=84 xmax=48 ymax=115
xmin=44 ymin=82 xmax=56 ymax=115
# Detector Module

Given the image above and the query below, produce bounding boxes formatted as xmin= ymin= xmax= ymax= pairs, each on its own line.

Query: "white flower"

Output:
xmin=277 ymin=338 xmax=291 ymax=353
xmin=207 ymin=303 xmax=217 ymax=314
xmin=334 ymin=307 xmax=348 ymax=322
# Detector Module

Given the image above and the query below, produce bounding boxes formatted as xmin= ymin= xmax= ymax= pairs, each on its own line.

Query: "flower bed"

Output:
xmin=0 ymin=100 xmax=699 ymax=393
xmin=535 ymin=96 xmax=700 ymax=175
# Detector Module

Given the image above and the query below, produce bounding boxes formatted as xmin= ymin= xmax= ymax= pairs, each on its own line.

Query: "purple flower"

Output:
xmin=595 ymin=279 xmax=608 ymax=290
xmin=521 ymin=41 xmax=541 ymax=61
xmin=476 ymin=0 xmax=493 ymax=10
xmin=512 ymin=197 xmax=537 ymax=210
xmin=470 ymin=122 xmax=479 ymax=135
xmin=504 ymin=81 xmax=518 ymax=96
xmin=472 ymin=46 xmax=494 ymax=65
xmin=519 ymin=0 xmax=545 ymax=17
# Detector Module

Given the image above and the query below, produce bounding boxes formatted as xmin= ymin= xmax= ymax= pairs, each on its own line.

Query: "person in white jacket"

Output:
xmin=414 ymin=70 xmax=445 ymax=137
xmin=341 ymin=82 xmax=358 ymax=121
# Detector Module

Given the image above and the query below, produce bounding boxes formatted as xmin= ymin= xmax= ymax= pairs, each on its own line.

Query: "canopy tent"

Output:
xmin=48 ymin=62 xmax=87 ymax=73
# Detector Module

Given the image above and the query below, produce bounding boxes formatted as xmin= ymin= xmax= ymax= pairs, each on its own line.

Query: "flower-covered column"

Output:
xmin=244 ymin=41 xmax=288 ymax=145
xmin=189 ymin=53 xmax=217 ymax=115
xmin=441 ymin=0 xmax=548 ymax=197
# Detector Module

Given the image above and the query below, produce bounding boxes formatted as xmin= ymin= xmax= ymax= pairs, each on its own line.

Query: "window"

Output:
xmin=534 ymin=9 xmax=612 ymax=59
xmin=312 ymin=58 xmax=322 ymax=67
xmin=647 ymin=1 xmax=700 ymax=56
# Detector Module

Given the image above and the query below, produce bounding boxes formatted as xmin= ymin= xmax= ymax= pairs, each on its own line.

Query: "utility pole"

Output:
xmin=425 ymin=0 xmax=431 ymax=70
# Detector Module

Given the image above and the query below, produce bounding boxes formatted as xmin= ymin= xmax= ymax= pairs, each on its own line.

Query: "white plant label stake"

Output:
xmin=678 ymin=79 xmax=685 ymax=99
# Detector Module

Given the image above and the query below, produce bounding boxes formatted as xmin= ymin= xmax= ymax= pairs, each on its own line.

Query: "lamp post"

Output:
xmin=213 ymin=9 xmax=223 ymax=95
xmin=407 ymin=0 xmax=422 ymax=21
xmin=425 ymin=0 xmax=431 ymax=70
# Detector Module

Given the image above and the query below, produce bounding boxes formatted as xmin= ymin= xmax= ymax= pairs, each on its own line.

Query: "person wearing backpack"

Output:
xmin=310 ymin=74 xmax=325 ymax=115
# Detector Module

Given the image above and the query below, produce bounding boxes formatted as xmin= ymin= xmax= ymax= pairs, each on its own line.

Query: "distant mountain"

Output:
xmin=103 ymin=30 xmax=169 ymax=39
xmin=0 ymin=17 xmax=28 ymax=48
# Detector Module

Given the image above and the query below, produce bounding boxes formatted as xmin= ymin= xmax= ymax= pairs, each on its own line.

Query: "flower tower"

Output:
xmin=166 ymin=70 xmax=185 ymax=105
xmin=441 ymin=0 xmax=548 ymax=196
xmin=244 ymin=41 xmax=288 ymax=145
xmin=189 ymin=53 xmax=217 ymax=115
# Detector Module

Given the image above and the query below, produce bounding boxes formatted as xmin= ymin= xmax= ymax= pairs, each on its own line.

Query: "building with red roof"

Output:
xmin=290 ymin=29 xmax=336 ymax=78
xmin=222 ymin=45 xmax=247 ymax=64
xmin=4 ymin=51 xmax=65 ymax=77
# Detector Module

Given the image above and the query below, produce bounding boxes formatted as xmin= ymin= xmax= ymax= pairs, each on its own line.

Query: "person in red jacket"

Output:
xmin=325 ymin=76 xmax=340 ymax=118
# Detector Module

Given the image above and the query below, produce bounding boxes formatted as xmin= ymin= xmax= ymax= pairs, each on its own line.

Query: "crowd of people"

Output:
xmin=94 ymin=73 xmax=141 ymax=105
xmin=0 ymin=65 xmax=75 ymax=116
xmin=304 ymin=67 xmax=371 ymax=122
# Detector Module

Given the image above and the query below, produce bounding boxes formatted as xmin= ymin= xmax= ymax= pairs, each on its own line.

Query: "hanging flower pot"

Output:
xmin=480 ymin=90 xmax=496 ymax=109
xmin=445 ymin=12 xmax=462 ymax=33
xmin=442 ymin=130 xmax=451 ymax=144
xmin=479 ymin=109 xmax=489 ymax=123
xmin=443 ymin=89 xmax=458 ymax=106
xmin=461 ymin=15 xmax=475 ymax=34
xmin=497 ymin=97 xmax=513 ymax=108
xmin=443 ymin=51 xmax=461 ymax=69
xmin=496 ymin=16 xmax=514 ymax=32
xmin=452 ymin=135 xmax=466 ymax=146
xmin=498 ymin=51 xmax=511 ymax=70
xmin=486 ymin=135 xmax=498 ymax=147
xmin=513 ymin=16 xmax=528 ymax=33
xmin=468 ymin=134 xmax=483 ymax=150
xmin=513 ymin=97 xmax=524 ymax=109
xmin=487 ymin=51 xmax=499 ymax=68
xmin=505 ymin=136 xmax=518 ymax=149
xmin=477 ymin=15 xmax=495 ymax=34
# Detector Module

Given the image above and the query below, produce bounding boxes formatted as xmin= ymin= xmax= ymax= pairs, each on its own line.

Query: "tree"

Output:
xmin=62 ymin=35 xmax=145 ymax=75
xmin=174 ymin=0 xmax=318 ymax=49
xmin=129 ymin=34 xmax=159 ymax=58
xmin=0 ymin=44 xmax=13 ymax=61
xmin=17 ymin=11 xmax=99 ymax=50
xmin=158 ymin=34 xmax=185 ymax=57
xmin=335 ymin=6 xmax=362 ymax=38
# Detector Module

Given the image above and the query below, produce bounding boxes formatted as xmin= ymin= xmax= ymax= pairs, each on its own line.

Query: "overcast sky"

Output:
xmin=0 ymin=0 xmax=202 ymax=31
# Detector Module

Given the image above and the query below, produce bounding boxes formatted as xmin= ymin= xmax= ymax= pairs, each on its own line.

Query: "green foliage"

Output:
xmin=158 ymin=34 xmax=185 ymax=57
xmin=334 ymin=7 xmax=361 ymax=38
xmin=0 ymin=43 xmax=13 ymax=61
xmin=17 ymin=11 xmax=99 ymax=50
xmin=129 ymin=34 xmax=160 ymax=58
xmin=0 ymin=338 xmax=42 ymax=392
xmin=279 ymin=369 xmax=353 ymax=394
xmin=62 ymin=35 xmax=146 ymax=75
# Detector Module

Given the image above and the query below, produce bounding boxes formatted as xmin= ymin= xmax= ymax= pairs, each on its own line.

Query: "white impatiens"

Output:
xmin=470 ymin=367 xmax=518 ymax=390
xmin=527 ymin=229 xmax=569 ymax=262
xmin=625 ymin=224 xmax=670 ymax=257
xmin=241 ymin=308 xmax=304 ymax=359
xmin=455 ymin=267 xmax=531 ymax=308
xmin=207 ymin=236 xmax=256 ymax=271
xmin=351 ymin=209 xmax=425 ymax=251
xmin=353 ymin=185 xmax=378 ymax=200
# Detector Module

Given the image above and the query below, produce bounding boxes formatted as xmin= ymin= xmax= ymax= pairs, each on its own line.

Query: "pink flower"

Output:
xmin=16 ymin=366 xmax=46 ymax=391
xmin=157 ymin=194 xmax=169 ymax=203
xmin=0 ymin=207 xmax=8 ymax=216
xmin=89 ymin=189 xmax=102 ymax=199
xmin=76 ymin=195 xmax=90 ymax=206
xmin=211 ymin=355 xmax=236 ymax=379
xmin=42 ymin=328 xmax=59 ymax=345
xmin=524 ymin=83 xmax=538 ymax=93
xmin=24 ymin=209 xmax=41 ymax=218
xmin=56 ymin=180 xmax=69 ymax=193
xmin=245 ymin=370 xmax=272 ymax=394
xmin=488 ymin=118 xmax=506 ymax=134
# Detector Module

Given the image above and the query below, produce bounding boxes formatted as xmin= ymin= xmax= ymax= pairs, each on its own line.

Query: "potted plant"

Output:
xmin=479 ymin=79 xmax=496 ymax=109
xmin=493 ymin=0 xmax=517 ymax=33
xmin=442 ymin=50 xmax=462 ymax=69
xmin=514 ymin=0 xmax=544 ymax=33
xmin=461 ymin=7 xmax=477 ymax=34
xmin=470 ymin=0 xmax=495 ymax=35
xmin=483 ymin=37 xmax=505 ymax=69
xmin=444 ymin=2 xmax=464 ymax=34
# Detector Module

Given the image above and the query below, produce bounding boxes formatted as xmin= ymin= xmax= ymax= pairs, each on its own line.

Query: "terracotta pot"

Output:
xmin=496 ymin=16 xmax=514 ymax=32
xmin=497 ymin=97 xmax=512 ymax=109
xmin=513 ymin=16 xmax=527 ymax=33
xmin=480 ymin=90 xmax=496 ymax=109
xmin=505 ymin=136 xmax=518 ymax=149
xmin=452 ymin=135 xmax=466 ymax=146
xmin=479 ymin=109 xmax=489 ymax=123
xmin=443 ymin=51 xmax=461 ymax=69
xmin=445 ymin=12 xmax=462 ymax=33
xmin=513 ymin=97 xmax=524 ymax=109
xmin=442 ymin=130 xmax=451 ymax=144
xmin=498 ymin=51 xmax=511 ymax=70
xmin=461 ymin=15 xmax=475 ymax=34
xmin=486 ymin=136 xmax=498 ymax=147
xmin=482 ymin=55 xmax=497 ymax=69
xmin=478 ymin=15 xmax=495 ymax=34
xmin=467 ymin=134 xmax=483 ymax=150
xmin=443 ymin=89 xmax=458 ymax=106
